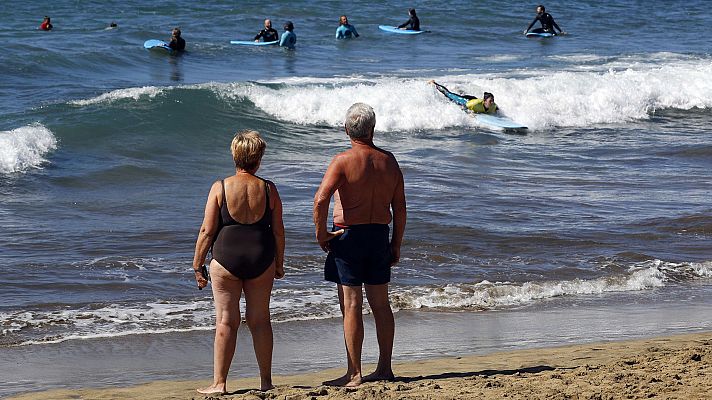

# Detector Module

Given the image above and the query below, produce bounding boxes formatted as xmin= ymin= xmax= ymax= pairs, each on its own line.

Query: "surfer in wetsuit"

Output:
xmin=524 ymin=5 xmax=564 ymax=35
xmin=168 ymin=28 xmax=186 ymax=51
xmin=254 ymin=19 xmax=279 ymax=42
xmin=39 ymin=16 xmax=53 ymax=31
xmin=279 ymin=21 xmax=296 ymax=49
xmin=397 ymin=8 xmax=420 ymax=31
xmin=428 ymin=80 xmax=497 ymax=114
xmin=336 ymin=15 xmax=359 ymax=39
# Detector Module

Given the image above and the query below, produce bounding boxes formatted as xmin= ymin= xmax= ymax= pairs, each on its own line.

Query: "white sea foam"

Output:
xmin=0 ymin=123 xmax=57 ymax=174
xmin=394 ymin=264 xmax=667 ymax=310
xmin=206 ymin=58 xmax=712 ymax=131
xmin=4 ymin=259 xmax=710 ymax=346
xmin=69 ymin=86 xmax=165 ymax=106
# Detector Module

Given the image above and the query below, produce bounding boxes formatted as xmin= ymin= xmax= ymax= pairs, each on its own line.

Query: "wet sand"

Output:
xmin=8 ymin=331 xmax=710 ymax=400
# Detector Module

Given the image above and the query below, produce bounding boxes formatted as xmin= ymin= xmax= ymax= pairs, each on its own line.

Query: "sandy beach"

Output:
xmin=7 ymin=331 xmax=710 ymax=400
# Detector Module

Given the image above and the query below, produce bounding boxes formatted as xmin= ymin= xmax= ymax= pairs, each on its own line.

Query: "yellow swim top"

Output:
xmin=466 ymin=98 xmax=497 ymax=114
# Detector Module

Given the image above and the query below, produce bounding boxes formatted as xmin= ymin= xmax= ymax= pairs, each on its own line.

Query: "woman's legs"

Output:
xmin=197 ymin=261 xmax=243 ymax=394
xmin=243 ymin=262 xmax=276 ymax=391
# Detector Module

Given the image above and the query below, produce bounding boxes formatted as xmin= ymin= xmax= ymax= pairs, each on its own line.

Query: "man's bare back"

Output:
xmin=330 ymin=143 xmax=402 ymax=226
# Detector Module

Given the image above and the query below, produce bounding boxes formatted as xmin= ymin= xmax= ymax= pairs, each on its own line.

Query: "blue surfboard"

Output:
xmin=525 ymin=31 xmax=555 ymax=38
xmin=144 ymin=39 xmax=171 ymax=50
xmin=230 ymin=40 xmax=279 ymax=46
xmin=474 ymin=114 xmax=527 ymax=132
xmin=378 ymin=25 xmax=426 ymax=35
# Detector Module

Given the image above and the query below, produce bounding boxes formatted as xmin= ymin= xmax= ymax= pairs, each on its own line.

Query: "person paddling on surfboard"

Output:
xmin=254 ymin=19 xmax=279 ymax=42
xmin=428 ymin=80 xmax=497 ymax=115
xmin=168 ymin=28 xmax=186 ymax=51
xmin=279 ymin=21 xmax=296 ymax=49
xmin=39 ymin=16 xmax=53 ymax=31
xmin=524 ymin=5 xmax=565 ymax=35
xmin=336 ymin=15 xmax=359 ymax=39
xmin=397 ymin=8 xmax=420 ymax=31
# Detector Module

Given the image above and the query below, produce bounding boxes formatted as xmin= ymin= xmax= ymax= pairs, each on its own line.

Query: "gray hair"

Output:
xmin=345 ymin=103 xmax=376 ymax=139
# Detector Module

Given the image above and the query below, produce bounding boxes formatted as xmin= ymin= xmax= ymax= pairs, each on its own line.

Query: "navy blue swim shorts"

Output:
xmin=325 ymin=224 xmax=392 ymax=286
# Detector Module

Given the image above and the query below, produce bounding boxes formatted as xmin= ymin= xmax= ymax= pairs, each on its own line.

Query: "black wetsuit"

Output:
xmin=169 ymin=37 xmax=186 ymax=51
xmin=526 ymin=12 xmax=561 ymax=34
xmin=211 ymin=179 xmax=275 ymax=279
xmin=398 ymin=15 xmax=420 ymax=31
xmin=254 ymin=28 xmax=279 ymax=42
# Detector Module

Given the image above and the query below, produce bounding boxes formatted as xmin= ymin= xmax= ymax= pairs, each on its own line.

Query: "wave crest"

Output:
xmin=0 ymin=123 xmax=57 ymax=174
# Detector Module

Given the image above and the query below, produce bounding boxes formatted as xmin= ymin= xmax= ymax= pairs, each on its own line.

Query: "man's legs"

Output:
xmin=324 ymin=284 xmax=364 ymax=387
xmin=364 ymin=283 xmax=395 ymax=381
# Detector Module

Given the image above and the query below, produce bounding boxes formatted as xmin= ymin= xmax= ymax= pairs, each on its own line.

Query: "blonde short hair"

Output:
xmin=231 ymin=130 xmax=266 ymax=170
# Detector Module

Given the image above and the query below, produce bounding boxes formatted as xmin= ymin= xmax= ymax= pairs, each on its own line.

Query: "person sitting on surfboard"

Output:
xmin=254 ymin=19 xmax=279 ymax=42
xmin=428 ymin=80 xmax=497 ymax=114
xmin=336 ymin=15 xmax=359 ymax=39
xmin=168 ymin=28 xmax=186 ymax=51
xmin=39 ymin=16 xmax=53 ymax=31
xmin=279 ymin=21 xmax=296 ymax=49
xmin=397 ymin=8 xmax=420 ymax=31
xmin=524 ymin=5 xmax=564 ymax=35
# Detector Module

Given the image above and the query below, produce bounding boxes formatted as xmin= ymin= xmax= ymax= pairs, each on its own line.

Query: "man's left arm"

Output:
xmin=390 ymin=167 xmax=407 ymax=265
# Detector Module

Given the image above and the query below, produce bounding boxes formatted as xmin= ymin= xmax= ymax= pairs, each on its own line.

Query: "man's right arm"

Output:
xmin=313 ymin=156 xmax=346 ymax=251
xmin=397 ymin=19 xmax=410 ymax=29
xmin=254 ymin=30 xmax=263 ymax=41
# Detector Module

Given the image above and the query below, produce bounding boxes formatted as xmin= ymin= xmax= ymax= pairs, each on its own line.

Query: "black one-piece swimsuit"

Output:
xmin=211 ymin=179 xmax=275 ymax=279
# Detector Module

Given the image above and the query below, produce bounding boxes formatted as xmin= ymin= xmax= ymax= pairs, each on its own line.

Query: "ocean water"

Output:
xmin=2 ymin=0 xmax=712 ymax=394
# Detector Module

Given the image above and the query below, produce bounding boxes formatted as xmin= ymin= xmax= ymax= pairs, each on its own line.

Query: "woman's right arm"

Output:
xmin=192 ymin=181 xmax=222 ymax=288
xmin=269 ymin=182 xmax=286 ymax=279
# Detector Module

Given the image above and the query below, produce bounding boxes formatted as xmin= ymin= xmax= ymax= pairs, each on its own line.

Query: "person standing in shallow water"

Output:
xmin=336 ymin=15 xmax=359 ymax=39
xmin=254 ymin=18 xmax=278 ymax=42
xmin=524 ymin=4 xmax=565 ymax=35
xmin=39 ymin=16 xmax=53 ymax=31
xmin=192 ymin=130 xmax=285 ymax=395
xmin=313 ymin=103 xmax=407 ymax=387
xmin=397 ymin=8 xmax=420 ymax=30
xmin=279 ymin=21 xmax=296 ymax=49
xmin=168 ymin=27 xmax=186 ymax=51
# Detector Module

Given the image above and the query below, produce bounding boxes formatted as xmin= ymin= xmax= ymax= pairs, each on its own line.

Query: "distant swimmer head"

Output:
xmin=340 ymin=15 xmax=348 ymax=25
xmin=231 ymin=130 xmax=266 ymax=171
xmin=172 ymin=27 xmax=181 ymax=38
xmin=284 ymin=21 xmax=294 ymax=31
xmin=409 ymin=8 xmax=417 ymax=17
xmin=264 ymin=19 xmax=272 ymax=29
xmin=345 ymin=103 xmax=376 ymax=139
xmin=109 ymin=22 xmax=118 ymax=28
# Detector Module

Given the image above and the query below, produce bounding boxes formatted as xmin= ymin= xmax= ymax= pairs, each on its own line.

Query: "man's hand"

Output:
xmin=390 ymin=243 xmax=401 ymax=266
xmin=318 ymin=229 xmax=345 ymax=252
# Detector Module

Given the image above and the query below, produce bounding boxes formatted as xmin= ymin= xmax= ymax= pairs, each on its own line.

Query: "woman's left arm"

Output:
xmin=269 ymin=182 xmax=286 ymax=279
xmin=192 ymin=181 xmax=221 ymax=289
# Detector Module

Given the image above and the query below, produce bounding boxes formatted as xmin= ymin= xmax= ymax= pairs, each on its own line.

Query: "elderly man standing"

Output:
xmin=313 ymin=103 xmax=407 ymax=387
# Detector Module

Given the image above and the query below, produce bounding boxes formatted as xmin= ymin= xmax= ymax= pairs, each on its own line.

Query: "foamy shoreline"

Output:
xmin=7 ymin=331 xmax=711 ymax=399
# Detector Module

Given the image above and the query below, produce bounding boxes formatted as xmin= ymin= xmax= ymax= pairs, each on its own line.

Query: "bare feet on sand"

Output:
xmin=363 ymin=370 xmax=395 ymax=382
xmin=323 ymin=373 xmax=362 ymax=387
xmin=196 ymin=384 xmax=227 ymax=395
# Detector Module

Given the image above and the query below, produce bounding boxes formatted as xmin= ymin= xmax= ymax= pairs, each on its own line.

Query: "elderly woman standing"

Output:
xmin=192 ymin=130 xmax=285 ymax=394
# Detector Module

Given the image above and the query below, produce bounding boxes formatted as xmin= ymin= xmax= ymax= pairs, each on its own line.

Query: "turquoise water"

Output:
xmin=1 ymin=0 xmax=712 ymax=394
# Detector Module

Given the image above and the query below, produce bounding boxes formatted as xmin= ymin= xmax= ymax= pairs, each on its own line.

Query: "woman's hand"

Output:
xmin=194 ymin=268 xmax=209 ymax=290
xmin=275 ymin=263 xmax=285 ymax=279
